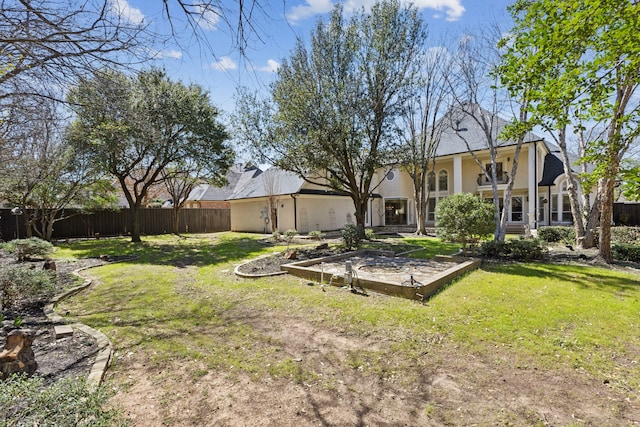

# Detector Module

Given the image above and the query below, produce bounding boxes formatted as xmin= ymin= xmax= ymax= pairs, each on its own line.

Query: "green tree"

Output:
xmin=435 ymin=193 xmax=495 ymax=256
xmin=498 ymin=0 xmax=640 ymax=262
xmin=68 ymin=69 xmax=233 ymax=242
xmin=619 ymin=159 xmax=640 ymax=202
xmin=237 ymin=0 xmax=425 ymax=238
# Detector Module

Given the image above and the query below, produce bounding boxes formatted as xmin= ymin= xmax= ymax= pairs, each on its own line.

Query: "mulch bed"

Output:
xmin=1 ymin=252 xmax=108 ymax=383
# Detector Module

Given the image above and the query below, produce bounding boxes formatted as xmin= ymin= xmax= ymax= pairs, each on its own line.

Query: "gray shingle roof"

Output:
xmin=435 ymin=105 xmax=543 ymax=157
xmin=227 ymin=167 xmax=304 ymax=200
xmin=187 ymin=164 xmax=262 ymax=202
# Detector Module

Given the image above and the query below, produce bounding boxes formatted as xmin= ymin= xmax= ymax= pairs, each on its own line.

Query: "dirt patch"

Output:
xmin=108 ymin=306 xmax=640 ymax=427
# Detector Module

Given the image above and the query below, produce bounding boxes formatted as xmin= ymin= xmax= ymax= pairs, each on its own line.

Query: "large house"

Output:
xmin=228 ymin=110 xmax=574 ymax=234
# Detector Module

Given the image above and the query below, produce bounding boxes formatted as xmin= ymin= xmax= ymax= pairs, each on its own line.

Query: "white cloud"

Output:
xmin=110 ymin=0 xmax=145 ymax=25
xmin=192 ymin=4 xmax=221 ymax=30
xmin=258 ymin=59 xmax=280 ymax=73
xmin=287 ymin=0 xmax=465 ymax=23
xmin=157 ymin=49 xmax=183 ymax=60
xmin=211 ymin=56 xmax=237 ymax=71
xmin=412 ymin=0 xmax=465 ymax=22
xmin=286 ymin=0 xmax=334 ymax=24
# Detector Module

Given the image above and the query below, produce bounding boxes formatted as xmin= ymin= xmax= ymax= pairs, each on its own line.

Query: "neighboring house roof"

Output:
xmin=227 ymin=167 xmax=305 ymax=200
xmin=436 ymin=105 xmax=543 ymax=157
xmin=186 ymin=164 xmax=262 ymax=203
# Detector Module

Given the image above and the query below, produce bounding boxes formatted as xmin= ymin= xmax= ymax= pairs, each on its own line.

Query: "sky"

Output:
xmin=111 ymin=0 xmax=515 ymax=118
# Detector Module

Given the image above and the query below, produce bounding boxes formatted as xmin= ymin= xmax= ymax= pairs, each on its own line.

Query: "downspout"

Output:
xmin=534 ymin=141 xmax=538 ymax=230
xmin=548 ymin=186 xmax=552 ymax=225
xmin=291 ymin=194 xmax=298 ymax=230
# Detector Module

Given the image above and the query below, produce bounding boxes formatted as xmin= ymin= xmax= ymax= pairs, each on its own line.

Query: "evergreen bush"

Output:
xmin=612 ymin=243 xmax=640 ymax=262
xmin=3 ymin=237 xmax=54 ymax=261
xmin=341 ymin=224 xmax=361 ymax=250
xmin=537 ymin=226 xmax=575 ymax=243
xmin=0 ymin=266 xmax=55 ymax=311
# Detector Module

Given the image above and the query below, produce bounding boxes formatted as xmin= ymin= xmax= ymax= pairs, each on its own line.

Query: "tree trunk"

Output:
xmin=597 ymin=177 xmax=615 ymax=263
xmin=354 ymin=197 xmax=368 ymax=239
xmin=582 ymin=192 xmax=600 ymax=248
xmin=130 ymin=206 xmax=142 ymax=243
xmin=557 ymin=127 xmax=586 ymax=247
xmin=268 ymin=197 xmax=278 ymax=232
xmin=172 ymin=205 xmax=180 ymax=235
xmin=413 ymin=171 xmax=428 ymax=235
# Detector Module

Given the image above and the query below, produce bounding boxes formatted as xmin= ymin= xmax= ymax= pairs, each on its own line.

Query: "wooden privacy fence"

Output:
xmin=0 ymin=208 xmax=230 ymax=241
xmin=614 ymin=202 xmax=640 ymax=226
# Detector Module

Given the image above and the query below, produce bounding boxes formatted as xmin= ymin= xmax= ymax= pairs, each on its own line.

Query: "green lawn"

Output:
xmin=53 ymin=232 xmax=640 ymax=424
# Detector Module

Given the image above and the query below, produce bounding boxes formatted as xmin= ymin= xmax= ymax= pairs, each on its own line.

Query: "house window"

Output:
xmin=561 ymin=181 xmax=573 ymax=223
xmin=386 ymin=170 xmax=395 ymax=181
xmin=385 ymin=199 xmax=408 ymax=225
xmin=427 ymin=198 xmax=436 ymax=222
xmin=427 ymin=172 xmax=436 ymax=192
xmin=485 ymin=197 xmax=504 ymax=215
xmin=438 ymin=170 xmax=448 ymax=191
xmin=551 ymin=180 xmax=573 ymax=223
xmin=482 ymin=162 xmax=505 ymax=184
xmin=511 ymin=196 xmax=523 ymax=222
xmin=538 ymin=196 xmax=547 ymax=225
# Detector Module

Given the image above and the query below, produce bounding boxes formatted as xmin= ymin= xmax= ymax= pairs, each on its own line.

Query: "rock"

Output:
xmin=0 ymin=329 xmax=38 ymax=379
xmin=99 ymin=254 xmax=112 ymax=262
xmin=315 ymin=243 xmax=329 ymax=250
xmin=284 ymin=249 xmax=297 ymax=260
xmin=43 ymin=259 xmax=56 ymax=271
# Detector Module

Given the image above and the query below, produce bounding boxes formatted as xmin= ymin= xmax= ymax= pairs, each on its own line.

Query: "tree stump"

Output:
xmin=0 ymin=329 xmax=38 ymax=380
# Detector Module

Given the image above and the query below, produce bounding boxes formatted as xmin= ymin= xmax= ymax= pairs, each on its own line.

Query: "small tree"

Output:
xmin=435 ymin=193 xmax=495 ymax=256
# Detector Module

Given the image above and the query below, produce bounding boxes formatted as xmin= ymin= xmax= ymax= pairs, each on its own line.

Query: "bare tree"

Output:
xmin=0 ymin=0 xmax=146 ymax=102
xmin=261 ymin=168 xmax=282 ymax=233
xmin=446 ymin=27 xmax=529 ymax=242
xmin=400 ymin=43 xmax=452 ymax=235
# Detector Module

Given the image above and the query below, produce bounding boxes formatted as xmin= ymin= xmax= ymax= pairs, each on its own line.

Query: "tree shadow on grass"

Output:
xmin=54 ymin=233 xmax=275 ymax=268
xmin=482 ymin=262 xmax=639 ymax=295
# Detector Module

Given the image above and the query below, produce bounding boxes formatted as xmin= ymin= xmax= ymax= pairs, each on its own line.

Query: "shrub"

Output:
xmin=272 ymin=230 xmax=281 ymax=242
xmin=4 ymin=237 xmax=54 ymax=261
xmin=508 ymin=238 xmax=545 ymax=261
xmin=364 ymin=228 xmax=376 ymax=240
xmin=480 ymin=240 xmax=508 ymax=258
xmin=611 ymin=226 xmax=640 ymax=245
xmin=284 ymin=229 xmax=297 ymax=245
xmin=341 ymin=224 xmax=361 ymax=251
xmin=0 ymin=375 xmax=125 ymax=426
xmin=612 ymin=243 xmax=640 ymax=262
xmin=0 ymin=266 xmax=55 ymax=311
xmin=537 ymin=226 xmax=576 ymax=243
xmin=308 ymin=230 xmax=324 ymax=240
xmin=481 ymin=238 xmax=546 ymax=261
xmin=435 ymin=193 xmax=495 ymax=255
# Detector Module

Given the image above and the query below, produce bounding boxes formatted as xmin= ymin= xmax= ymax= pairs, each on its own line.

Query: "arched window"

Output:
xmin=438 ymin=170 xmax=448 ymax=191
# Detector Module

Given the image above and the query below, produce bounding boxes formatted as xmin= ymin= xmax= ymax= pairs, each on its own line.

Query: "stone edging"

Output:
xmin=43 ymin=258 xmax=137 ymax=390
xmin=234 ymin=253 xmax=289 ymax=278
